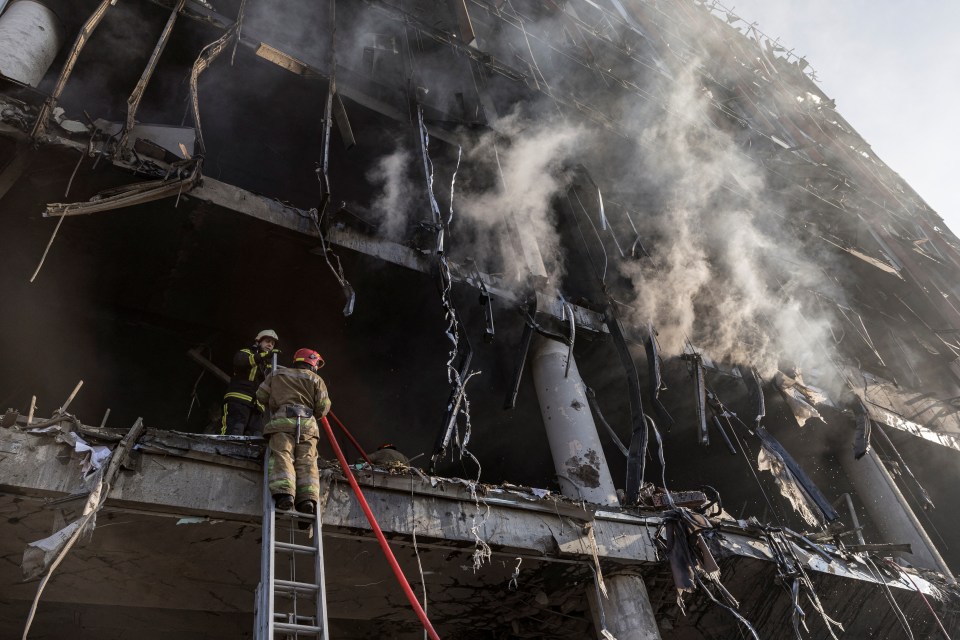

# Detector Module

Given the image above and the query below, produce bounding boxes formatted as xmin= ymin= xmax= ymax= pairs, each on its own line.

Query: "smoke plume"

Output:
xmin=366 ymin=148 xmax=416 ymax=241
xmin=617 ymin=65 xmax=835 ymax=374
xmin=459 ymin=112 xmax=583 ymax=289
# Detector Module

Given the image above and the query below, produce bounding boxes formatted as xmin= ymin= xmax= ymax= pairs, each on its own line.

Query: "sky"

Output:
xmin=714 ymin=1 xmax=960 ymax=233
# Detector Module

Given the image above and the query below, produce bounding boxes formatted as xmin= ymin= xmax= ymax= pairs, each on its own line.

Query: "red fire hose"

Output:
xmin=319 ymin=416 xmax=441 ymax=640
xmin=328 ymin=410 xmax=372 ymax=465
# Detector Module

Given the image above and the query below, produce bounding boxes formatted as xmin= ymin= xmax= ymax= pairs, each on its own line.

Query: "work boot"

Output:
xmin=295 ymin=500 xmax=316 ymax=530
xmin=296 ymin=500 xmax=316 ymax=515
xmin=273 ymin=494 xmax=294 ymax=511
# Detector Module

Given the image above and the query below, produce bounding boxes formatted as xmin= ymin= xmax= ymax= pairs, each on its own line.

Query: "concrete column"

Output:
xmin=586 ymin=574 xmax=663 ymax=640
xmin=532 ymin=337 xmax=662 ymax=638
xmin=531 ymin=335 xmax=618 ymax=506
xmin=840 ymin=449 xmax=955 ymax=581
xmin=0 ymin=1 xmax=63 ymax=87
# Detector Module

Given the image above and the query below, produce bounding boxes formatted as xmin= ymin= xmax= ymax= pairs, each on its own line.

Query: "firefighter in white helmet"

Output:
xmin=221 ymin=329 xmax=279 ymax=436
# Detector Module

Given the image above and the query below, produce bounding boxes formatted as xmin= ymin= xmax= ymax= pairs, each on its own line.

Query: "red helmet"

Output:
xmin=294 ymin=348 xmax=324 ymax=369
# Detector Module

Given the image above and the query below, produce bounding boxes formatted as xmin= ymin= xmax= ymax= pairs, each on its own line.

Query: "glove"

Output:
xmin=255 ymin=348 xmax=281 ymax=363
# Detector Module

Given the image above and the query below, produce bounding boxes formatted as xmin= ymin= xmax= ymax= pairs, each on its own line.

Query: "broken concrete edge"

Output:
xmin=2 ymin=427 xmax=953 ymax=599
xmin=11 ymin=413 xmax=262 ymax=462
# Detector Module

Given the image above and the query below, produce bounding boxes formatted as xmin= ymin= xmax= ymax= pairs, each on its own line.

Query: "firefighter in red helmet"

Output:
xmin=221 ymin=329 xmax=280 ymax=436
xmin=256 ymin=348 xmax=331 ymax=513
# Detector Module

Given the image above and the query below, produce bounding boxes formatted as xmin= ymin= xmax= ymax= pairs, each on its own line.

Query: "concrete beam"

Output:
xmin=188 ymin=176 xmax=607 ymax=332
xmin=0 ymin=428 xmax=653 ymax=562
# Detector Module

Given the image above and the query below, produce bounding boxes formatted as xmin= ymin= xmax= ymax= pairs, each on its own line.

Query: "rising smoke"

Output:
xmin=366 ymin=147 xmax=415 ymax=241
xmin=361 ymin=110 xmax=584 ymax=290
xmin=458 ymin=112 xmax=583 ymax=289
xmin=615 ymin=64 xmax=836 ymax=374
xmin=357 ymin=53 xmax=838 ymax=376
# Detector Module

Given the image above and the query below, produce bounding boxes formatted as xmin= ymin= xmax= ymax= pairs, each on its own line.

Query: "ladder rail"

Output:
xmin=258 ymin=448 xmax=277 ymax=640
xmin=314 ymin=486 xmax=330 ymax=640
xmin=288 ymin=518 xmax=298 ymax=633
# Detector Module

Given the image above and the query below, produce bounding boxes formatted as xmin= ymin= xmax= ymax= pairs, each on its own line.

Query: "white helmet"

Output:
xmin=255 ymin=329 xmax=279 ymax=342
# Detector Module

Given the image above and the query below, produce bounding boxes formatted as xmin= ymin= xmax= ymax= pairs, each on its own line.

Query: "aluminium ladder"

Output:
xmin=255 ymin=450 xmax=330 ymax=639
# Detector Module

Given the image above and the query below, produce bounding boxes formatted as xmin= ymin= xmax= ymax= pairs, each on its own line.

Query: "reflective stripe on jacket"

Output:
xmin=224 ymin=347 xmax=273 ymax=406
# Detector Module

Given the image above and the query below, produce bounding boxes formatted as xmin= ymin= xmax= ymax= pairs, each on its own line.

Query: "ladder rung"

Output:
xmin=274 ymin=509 xmax=317 ymax=520
xmin=273 ymin=621 xmax=323 ymax=634
xmin=275 ymin=579 xmax=320 ymax=593
xmin=275 ymin=540 xmax=316 ymax=554
xmin=274 ymin=613 xmax=316 ymax=623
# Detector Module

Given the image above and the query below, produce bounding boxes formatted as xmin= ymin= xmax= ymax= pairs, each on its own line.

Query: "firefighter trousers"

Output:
xmin=221 ymin=400 xmax=250 ymax=436
xmin=267 ymin=431 xmax=320 ymax=506
xmin=221 ymin=401 xmax=263 ymax=436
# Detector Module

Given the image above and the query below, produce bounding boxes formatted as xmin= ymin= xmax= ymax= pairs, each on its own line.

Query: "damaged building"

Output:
xmin=3 ymin=0 xmax=960 ymax=637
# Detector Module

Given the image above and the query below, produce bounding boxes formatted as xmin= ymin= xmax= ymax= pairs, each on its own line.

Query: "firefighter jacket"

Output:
xmin=257 ymin=367 xmax=331 ymax=437
xmin=224 ymin=347 xmax=274 ymax=406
